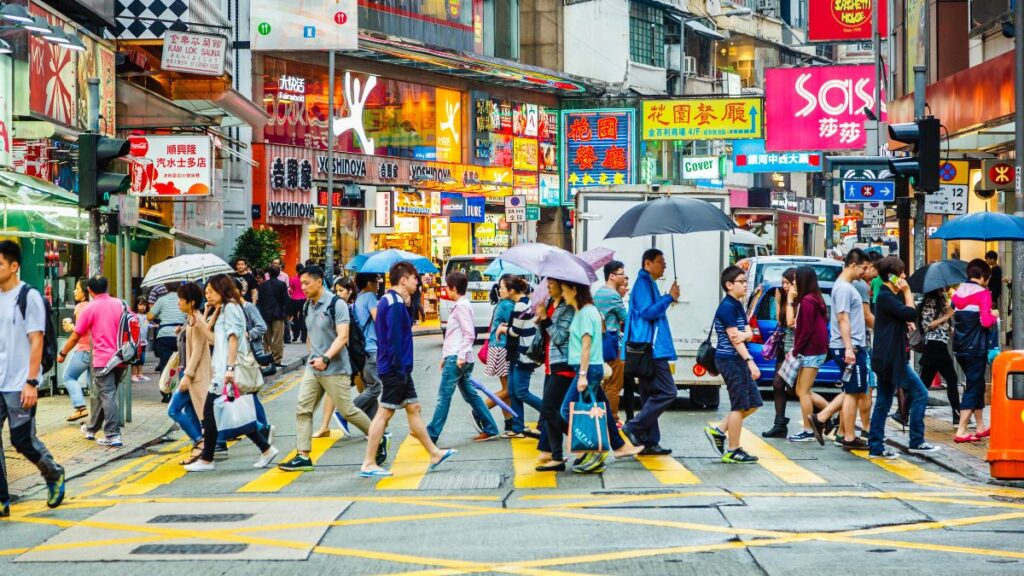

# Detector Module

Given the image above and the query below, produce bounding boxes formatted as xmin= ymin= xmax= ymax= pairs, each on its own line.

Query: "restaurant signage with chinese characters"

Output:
xmin=641 ymin=98 xmax=762 ymax=140
xmin=277 ymin=75 xmax=306 ymax=103
xmin=472 ymin=93 xmax=557 ymax=175
xmin=764 ymin=65 xmax=885 ymax=152
xmin=271 ymin=156 xmax=314 ymax=192
xmin=160 ymin=31 xmax=227 ymax=76
xmin=809 ymin=0 xmax=888 ymax=42
xmin=127 ymin=135 xmax=213 ymax=196
xmin=732 ymin=139 xmax=824 ymax=173
xmin=560 ymin=109 xmax=635 ymax=200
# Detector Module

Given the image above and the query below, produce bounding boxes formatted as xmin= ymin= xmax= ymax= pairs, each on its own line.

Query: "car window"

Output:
xmin=445 ymin=259 xmax=494 ymax=283
xmin=730 ymin=244 xmax=760 ymax=265
xmin=755 ymin=263 xmax=841 ymax=287
xmin=758 ymin=290 xmax=834 ymax=322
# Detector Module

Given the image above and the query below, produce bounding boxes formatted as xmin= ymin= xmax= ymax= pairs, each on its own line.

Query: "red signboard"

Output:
xmin=808 ymin=0 xmax=888 ymax=42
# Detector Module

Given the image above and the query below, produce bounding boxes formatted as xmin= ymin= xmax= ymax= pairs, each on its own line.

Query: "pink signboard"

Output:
xmin=764 ymin=65 xmax=885 ymax=152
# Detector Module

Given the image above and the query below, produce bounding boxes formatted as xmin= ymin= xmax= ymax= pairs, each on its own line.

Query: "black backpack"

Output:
xmin=17 ymin=285 xmax=58 ymax=375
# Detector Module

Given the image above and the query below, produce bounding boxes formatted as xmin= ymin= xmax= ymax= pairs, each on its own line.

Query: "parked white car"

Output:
xmin=438 ymin=254 xmax=538 ymax=338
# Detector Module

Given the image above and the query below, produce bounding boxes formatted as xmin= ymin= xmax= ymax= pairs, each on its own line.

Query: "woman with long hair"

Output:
xmin=787 ymin=266 xmax=831 ymax=444
xmin=918 ymin=287 xmax=961 ymax=425
xmin=184 ymin=274 xmax=279 ymax=472
xmin=172 ymin=282 xmax=209 ymax=465
xmin=59 ymin=279 xmax=91 ymax=422
xmin=484 ymin=274 xmax=515 ymax=430
xmin=535 ymin=279 xmax=575 ymax=469
xmin=314 ymin=276 xmax=359 ymax=438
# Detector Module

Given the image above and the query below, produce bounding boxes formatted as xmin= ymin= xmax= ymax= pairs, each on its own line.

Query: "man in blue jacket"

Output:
xmin=621 ymin=249 xmax=680 ymax=456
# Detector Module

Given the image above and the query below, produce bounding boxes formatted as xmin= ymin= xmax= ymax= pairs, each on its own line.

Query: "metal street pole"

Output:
xmin=1013 ymin=0 xmax=1024 ymax=350
xmin=87 ymin=78 xmax=101 ymax=276
xmin=325 ymin=50 xmax=336 ymax=284
xmin=911 ymin=0 xmax=929 ymax=272
xmin=872 ymin=0 xmax=882 ymax=131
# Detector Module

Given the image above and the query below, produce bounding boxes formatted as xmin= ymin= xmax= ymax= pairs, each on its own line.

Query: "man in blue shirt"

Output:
xmin=621 ymin=249 xmax=680 ymax=456
xmin=360 ymin=261 xmax=457 ymax=478
xmin=353 ymin=273 xmax=381 ymax=418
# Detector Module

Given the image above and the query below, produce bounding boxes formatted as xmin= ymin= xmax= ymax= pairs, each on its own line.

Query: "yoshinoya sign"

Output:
xmin=268 ymin=201 xmax=314 ymax=219
xmin=316 ymin=155 xmax=368 ymax=178
xmin=160 ymin=31 xmax=227 ymax=76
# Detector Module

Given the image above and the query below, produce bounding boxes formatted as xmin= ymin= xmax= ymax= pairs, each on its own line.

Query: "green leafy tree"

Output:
xmin=229 ymin=227 xmax=283 ymax=272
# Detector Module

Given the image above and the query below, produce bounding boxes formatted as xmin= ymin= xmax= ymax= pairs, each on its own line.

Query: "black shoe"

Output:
xmin=807 ymin=413 xmax=826 ymax=446
xmin=824 ymin=416 xmax=839 ymax=437
xmin=0 ymin=501 xmax=8 ymax=517
xmin=46 ymin=466 xmax=65 ymax=509
xmin=762 ymin=416 xmax=790 ymax=438
xmin=278 ymin=455 xmax=314 ymax=472
xmin=890 ymin=412 xmax=906 ymax=426
xmin=535 ymin=461 xmax=566 ymax=472
xmin=522 ymin=428 xmax=541 ymax=440
xmin=722 ymin=447 xmax=759 ymax=464
xmin=841 ymin=437 xmax=868 ymax=451
xmin=375 ymin=432 xmax=391 ymax=466
xmin=622 ymin=426 xmax=642 ymax=447
xmin=214 ymin=442 xmax=228 ymax=453
xmin=640 ymin=444 xmax=672 ymax=456
xmin=160 ymin=393 xmax=171 ymax=404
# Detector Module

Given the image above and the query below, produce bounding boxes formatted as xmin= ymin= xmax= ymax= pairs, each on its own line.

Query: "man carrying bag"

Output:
xmin=621 ymin=249 xmax=679 ymax=457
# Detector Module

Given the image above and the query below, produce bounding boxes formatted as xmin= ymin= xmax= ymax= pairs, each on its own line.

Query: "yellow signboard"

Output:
xmin=435 ymin=88 xmax=462 ymax=163
xmin=512 ymin=137 xmax=539 ymax=171
xmin=641 ymin=97 xmax=763 ymax=141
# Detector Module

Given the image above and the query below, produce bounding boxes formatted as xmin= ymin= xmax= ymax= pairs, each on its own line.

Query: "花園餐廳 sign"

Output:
xmin=641 ymin=98 xmax=762 ymax=141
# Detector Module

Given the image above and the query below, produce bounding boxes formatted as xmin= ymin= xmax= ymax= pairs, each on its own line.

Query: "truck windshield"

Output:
xmin=757 ymin=264 xmax=841 ymax=286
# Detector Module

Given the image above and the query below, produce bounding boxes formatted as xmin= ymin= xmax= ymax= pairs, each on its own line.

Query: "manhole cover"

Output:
xmin=149 ymin=514 xmax=253 ymax=523
xmin=132 ymin=544 xmax=248 ymax=555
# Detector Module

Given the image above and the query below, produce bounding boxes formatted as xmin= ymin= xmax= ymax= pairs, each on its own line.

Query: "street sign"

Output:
xmin=842 ymin=179 xmax=895 ymax=203
xmin=525 ymin=205 xmax=540 ymax=221
xmin=118 ymin=194 xmax=139 ymax=227
xmin=858 ymin=222 xmax=885 ymax=240
xmin=505 ymin=195 xmax=526 ymax=223
xmin=925 ymin=184 xmax=968 ymax=215
xmin=982 ymin=159 xmax=1015 ymax=191
xmin=938 ymin=160 xmax=969 ymax=185
xmin=863 ymin=203 xmax=885 ymax=225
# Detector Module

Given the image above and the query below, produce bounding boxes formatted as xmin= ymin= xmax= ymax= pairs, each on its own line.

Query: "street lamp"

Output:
xmin=43 ymin=26 xmax=69 ymax=44
xmin=0 ymin=2 xmax=32 ymax=23
xmin=23 ymin=16 xmax=52 ymax=34
xmin=63 ymin=34 xmax=86 ymax=51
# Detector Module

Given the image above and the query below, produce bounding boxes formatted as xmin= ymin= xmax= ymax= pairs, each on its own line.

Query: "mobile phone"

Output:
xmin=888 ymin=274 xmax=900 ymax=285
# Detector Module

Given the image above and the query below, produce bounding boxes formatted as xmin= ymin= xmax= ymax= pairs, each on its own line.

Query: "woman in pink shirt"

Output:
xmin=288 ymin=263 xmax=307 ymax=344
xmin=59 ymin=280 xmax=91 ymax=422
xmin=951 ymin=259 xmax=999 ymax=442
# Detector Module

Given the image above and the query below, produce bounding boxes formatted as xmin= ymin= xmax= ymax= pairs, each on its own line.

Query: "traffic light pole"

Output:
xmin=913 ymin=63 xmax=927 ymax=272
xmin=87 ymin=78 xmax=101 ymax=276
xmin=1013 ymin=0 xmax=1024 ymax=350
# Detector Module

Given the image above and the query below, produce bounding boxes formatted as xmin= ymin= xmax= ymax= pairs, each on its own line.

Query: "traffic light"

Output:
xmin=887 ymin=116 xmax=941 ymax=192
xmin=78 ymin=133 xmax=129 ymax=209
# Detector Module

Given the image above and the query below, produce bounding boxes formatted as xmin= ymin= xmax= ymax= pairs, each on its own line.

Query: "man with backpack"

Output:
xmin=278 ymin=266 xmax=383 ymax=472
xmin=0 ymin=241 xmax=65 ymax=515
xmin=58 ymin=275 xmax=130 ymax=448
xmin=352 ymin=273 xmax=382 ymax=419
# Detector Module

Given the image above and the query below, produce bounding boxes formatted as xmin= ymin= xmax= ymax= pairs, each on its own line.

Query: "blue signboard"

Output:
xmin=842 ymin=180 xmax=896 ymax=203
xmin=560 ymin=108 xmax=635 ymax=206
xmin=441 ymin=193 xmax=486 ymax=223
xmin=732 ymin=139 xmax=823 ymax=173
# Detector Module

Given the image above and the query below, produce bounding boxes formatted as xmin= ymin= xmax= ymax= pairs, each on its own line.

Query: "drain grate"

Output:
xmin=148 ymin=514 xmax=253 ymax=524
xmin=131 ymin=544 xmax=248 ymax=555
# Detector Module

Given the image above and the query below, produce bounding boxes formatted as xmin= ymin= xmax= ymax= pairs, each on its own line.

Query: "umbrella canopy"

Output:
xmin=907 ymin=260 xmax=968 ymax=294
xmin=141 ymin=253 xmax=233 ymax=288
xmin=357 ymin=249 xmax=439 ymax=274
xmin=345 ymin=252 xmax=374 ymax=271
xmin=529 ymin=247 xmax=619 ymax=306
xmin=605 ymin=196 xmax=735 ymax=239
xmin=499 ymin=243 xmax=597 ymax=285
xmin=931 ymin=212 xmax=1024 ymax=241
xmin=484 ymin=259 xmax=530 ymax=277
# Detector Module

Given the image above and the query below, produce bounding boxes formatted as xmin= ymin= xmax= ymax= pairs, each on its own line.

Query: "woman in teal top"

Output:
xmin=484 ymin=275 xmax=516 ymax=429
xmin=561 ymin=280 xmax=642 ymax=475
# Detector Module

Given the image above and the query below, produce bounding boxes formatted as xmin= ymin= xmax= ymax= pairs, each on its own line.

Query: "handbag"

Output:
xmin=696 ymin=325 xmax=719 ymax=376
xmin=761 ymin=328 xmax=784 ymax=361
xmin=525 ymin=334 xmax=546 ymax=364
xmin=624 ymin=276 xmax=662 ymax=379
xmin=477 ymin=339 xmax=489 ymax=364
xmin=158 ymin=352 xmax=180 ymax=395
xmin=602 ymin=330 xmax=620 ymax=363
xmin=234 ymin=337 xmax=265 ymax=394
xmin=908 ymin=327 xmax=925 ymax=353
xmin=566 ymin=388 xmax=610 ymax=453
xmin=214 ymin=382 xmax=259 ymax=439
xmin=777 ymin=352 xmax=801 ymax=386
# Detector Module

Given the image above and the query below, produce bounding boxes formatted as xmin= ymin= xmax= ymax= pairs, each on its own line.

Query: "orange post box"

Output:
xmin=987 ymin=351 xmax=1024 ymax=479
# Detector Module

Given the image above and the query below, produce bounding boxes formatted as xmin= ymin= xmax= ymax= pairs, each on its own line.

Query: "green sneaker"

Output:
xmin=580 ymin=452 xmax=608 ymax=473
xmin=704 ymin=425 xmax=726 ymax=455
xmin=278 ymin=455 xmax=314 ymax=472
xmin=722 ymin=447 xmax=759 ymax=464
xmin=46 ymin=466 xmax=65 ymax=509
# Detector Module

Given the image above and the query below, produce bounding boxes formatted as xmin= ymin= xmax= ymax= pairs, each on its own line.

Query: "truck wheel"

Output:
xmin=689 ymin=386 xmax=720 ymax=410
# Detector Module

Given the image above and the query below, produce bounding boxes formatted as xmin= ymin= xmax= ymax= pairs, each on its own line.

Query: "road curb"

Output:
xmin=414 ymin=328 xmax=443 ymax=337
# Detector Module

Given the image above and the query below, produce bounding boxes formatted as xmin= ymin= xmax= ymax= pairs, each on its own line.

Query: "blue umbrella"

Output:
xmin=484 ymin=259 xmax=530 ymax=278
xmin=345 ymin=251 xmax=376 ymax=270
xmin=931 ymin=212 xmax=1024 ymax=241
xmin=357 ymin=249 xmax=439 ymax=274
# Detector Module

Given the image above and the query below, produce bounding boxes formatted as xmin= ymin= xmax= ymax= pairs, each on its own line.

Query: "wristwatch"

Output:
xmin=226 ymin=365 xmax=236 ymax=373
xmin=321 ymin=355 xmax=332 ymax=366
xmin=743 ymin=357 xmax=754 ymax=363
xmin=25 ymin=379 xmax=39 ymax=387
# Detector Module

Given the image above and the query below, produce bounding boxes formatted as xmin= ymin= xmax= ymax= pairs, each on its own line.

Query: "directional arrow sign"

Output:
xmin=842 ymin=179 xmax=895 ymax=203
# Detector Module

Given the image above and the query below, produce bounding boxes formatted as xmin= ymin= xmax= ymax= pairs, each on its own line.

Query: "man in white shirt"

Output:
xmin=0 ymin=241 xmax=65 ymax=515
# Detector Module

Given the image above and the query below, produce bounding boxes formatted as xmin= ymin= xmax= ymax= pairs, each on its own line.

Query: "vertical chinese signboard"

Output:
xmin=560 ymin=109 xmax=634 ymax=206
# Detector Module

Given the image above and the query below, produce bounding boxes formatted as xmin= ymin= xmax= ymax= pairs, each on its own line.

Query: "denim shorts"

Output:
xmin=799 ymin=354 xmax=827 ymax=369
xmin=715 ymin=355 xmax=763 ymax=412
xmin=830 ymin=347 xmax=869 ymax=394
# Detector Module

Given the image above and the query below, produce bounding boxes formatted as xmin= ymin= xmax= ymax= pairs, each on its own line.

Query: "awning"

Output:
xmin=117 ymin=81 xmax=220 ymax=130
xmin=134 ymin=220 xmax=216 ymax=248
xmin=686 ymin=19 xmax=727 ymax=41
xmin=352 ymin=34 xmax=604 ymax=96
xmin=176 ymin=88 xmax=271 ymax=129
xmin=0 ymin=172 xmax=86 ymax=244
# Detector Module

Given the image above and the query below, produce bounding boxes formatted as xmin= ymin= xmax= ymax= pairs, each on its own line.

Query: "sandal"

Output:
xmin=66 ymin=407 xmax=88 ymax=422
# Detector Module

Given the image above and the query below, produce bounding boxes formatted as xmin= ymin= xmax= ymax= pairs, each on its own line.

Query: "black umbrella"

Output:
xmin=907 ymin=259 xmax=968 ymax=294
xmin=604 ymin=195 xmax=735 ymax=278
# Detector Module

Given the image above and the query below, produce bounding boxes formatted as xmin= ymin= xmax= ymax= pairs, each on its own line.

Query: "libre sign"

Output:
xmin=160 ymin=31 xmax=227 ymax=76
xmin=641 ymin=98 xmax=762 ymax=141
xmin=764 ymin=65 xmax=885 ymax=152
xmin=808 ymin=0 xmax=888 ymax=42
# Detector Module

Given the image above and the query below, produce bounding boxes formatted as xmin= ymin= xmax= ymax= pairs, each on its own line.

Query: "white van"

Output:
xmin=729 ymin=229 xmax=771 ymax=264
xmin=438 ymin=254 xmax=498 ymax=336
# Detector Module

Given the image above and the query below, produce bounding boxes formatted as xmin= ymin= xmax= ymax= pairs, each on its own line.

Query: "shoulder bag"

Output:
xmin=624 ymin=277 xmax=659 ymax=379
xmin=233 ymin=333 xmax=265 ymax=394
xmin=696 ymin=324 xmax=719 ymax=376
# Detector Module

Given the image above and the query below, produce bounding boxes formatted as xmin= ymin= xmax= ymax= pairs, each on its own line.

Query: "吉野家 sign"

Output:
xmin=505 ymin=195 xmax=527 ymax=223
xmin=561 ymin=108 xmax=635 ymax=197
xmin=250 ymin=0 xmax=357 ymax=51
xmin=842 ymin=179 xmax=895 ymax=203
xmin=681 ymin=156 xmax=724 ymax=180
xmin=641 ymin=98 xmax=762 ymax=141
xmin=127 ymin=135 xmax=213 ymax=196
xmin=731 ymin=139 xmax=824 ymax=173
xmin=808 ymin=0 xmax=888 ymax=42
xmin=765 ymin=65 xmax=884 ymax=152
xmin=160 ymin=31 xmax=227 ymax=76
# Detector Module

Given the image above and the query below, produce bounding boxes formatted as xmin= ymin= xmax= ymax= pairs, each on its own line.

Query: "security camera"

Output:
xmin=975 ymin=188 xmax=996 ymax=200
xmin=651 ymin=183 xmax=661 ymax=193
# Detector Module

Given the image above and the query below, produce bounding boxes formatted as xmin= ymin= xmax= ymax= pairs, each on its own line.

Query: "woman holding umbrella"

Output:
xmin=917 ymin=287 xmax=961 ymax=424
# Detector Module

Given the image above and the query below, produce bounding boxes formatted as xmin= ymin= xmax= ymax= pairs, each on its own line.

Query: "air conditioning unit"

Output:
xmin=757 ymin=0 xmax=778 ymax=13
xmin=683 ymin=56 xmax=698 ymax=76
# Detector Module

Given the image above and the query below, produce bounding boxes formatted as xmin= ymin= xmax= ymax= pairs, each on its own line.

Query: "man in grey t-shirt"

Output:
xmin=278 ymin=265 xmax=371 ymax=472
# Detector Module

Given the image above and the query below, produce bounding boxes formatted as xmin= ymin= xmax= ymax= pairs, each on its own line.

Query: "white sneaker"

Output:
xmin=80 ymin=423 xmax=95 ymax=441
xmin=130 ymin=376 xmax=141 ymax=382
xmin=184 ymin=460 xmax=215 ymax=472
xmin=254 ymin=446 xmax=280 ymax=468
xmin=140 ymin=375 xmax=151 ymax=382
xmin=265 ymin=425 xmax=276 ymax=446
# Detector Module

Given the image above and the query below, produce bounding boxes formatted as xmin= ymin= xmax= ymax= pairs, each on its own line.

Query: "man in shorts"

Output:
xmin=809 ymin=248 xmax=871 ymax=450
xmin=359 ymin=261 xmax=457 ymax=478
xmin=703 ymin=266 xmax=762 ymax=464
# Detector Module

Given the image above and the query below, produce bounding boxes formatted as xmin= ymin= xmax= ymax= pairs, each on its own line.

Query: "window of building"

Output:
xmin=630 ymin=1 xmax=665 ymax=68
xmin=484 ymin=0 xmax=519 ymax=60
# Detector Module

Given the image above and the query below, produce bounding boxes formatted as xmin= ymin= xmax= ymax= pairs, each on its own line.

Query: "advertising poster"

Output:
xmin=808 ymin=0 xmax=888 ymax=42
xmin=732 ymin=139 xmax=823 ymax=173
xmin=127 ymin=134 xmax=213 ymax=196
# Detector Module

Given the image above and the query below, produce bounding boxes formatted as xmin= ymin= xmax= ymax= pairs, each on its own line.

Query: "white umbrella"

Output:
xmin=141 ymin=253 xmax=233 ymax=288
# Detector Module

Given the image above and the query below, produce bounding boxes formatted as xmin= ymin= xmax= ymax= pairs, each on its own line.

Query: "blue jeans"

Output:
xmin=61 ymin=350 xmax=90 ymax=409
xmin=167 ymin=391 xmax=202 ymax=443
xmin=427 ymin=357 xmax=499 ymax=440
xmin=509 ymin=362 xmax=543 ymax=432
xmin=869 ymin=363 xmax=928 ymax=453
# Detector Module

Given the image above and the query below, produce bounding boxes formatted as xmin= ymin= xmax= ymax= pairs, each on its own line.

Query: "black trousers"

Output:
xmin=153 ymin=336 xmax=178 ymax=371
xmin=200 ymin=392 xmax=270 ymax=462
xmin=540 ymin=370 xmax=574 ymax=461
xmin=917 ymin=341 xmax=961 ymax=419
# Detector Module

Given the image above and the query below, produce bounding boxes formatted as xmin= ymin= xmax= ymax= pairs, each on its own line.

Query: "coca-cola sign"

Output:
xmin=764 ymin=65 xmax=886 ymax=152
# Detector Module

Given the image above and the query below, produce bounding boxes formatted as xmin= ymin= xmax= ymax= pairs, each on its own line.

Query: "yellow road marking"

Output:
xmin=636 ymin=455 xmax=701 ymax=485
xmin=831 ymin=535 xmax=1024 ymax=560
xmin=511 ymin=422 xmax=557 ymax=489
xmin=238 ymin=430 xmax=344 ymax=493
xmin=376 ymin=435 xmax=430 ymax=490
xmin=106 ymin=444 xmax=194 ymax=496
xmin=735 ymin=425 xmax=826 ymax=484
xmin=260 ymin=372 xmax=304 ymax=403
xmin=851 ymin=449 xmax=958 ymax=486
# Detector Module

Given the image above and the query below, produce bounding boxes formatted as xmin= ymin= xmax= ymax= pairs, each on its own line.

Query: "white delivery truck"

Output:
xmin=574 ymin=186 xmax=730 ymax=409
